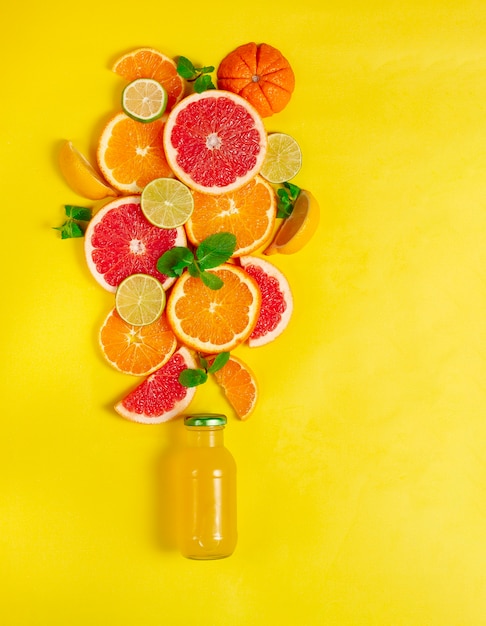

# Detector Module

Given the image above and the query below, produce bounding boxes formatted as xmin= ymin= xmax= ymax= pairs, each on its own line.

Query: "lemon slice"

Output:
xmin=115 ymin=274 xmax=166 ymax=326
xmin=259 ymin=132 xmax=302 ymax=184
xmin=263 ymin=189 xmax=320 ymax=255
xmin=141 ymin=177 xmax=194 ymax=228
xmin=59 ymin=140 xmax=117 ymax=200
xmin=122 ymin=78 xmax=168 ymax=123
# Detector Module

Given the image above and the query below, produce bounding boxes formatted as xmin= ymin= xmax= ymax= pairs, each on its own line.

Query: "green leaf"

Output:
xmin=277 ymin=189 xmax=293 ymax=218
xmin=157 ymin=247 xmax=194 ymax=277
xmin=198 ymin=355 xmax=209 ymax=371
xmin=54 ymin=220 xmax=84 ymax=239
xmin=194 ymin=74 xmax=216 ymax=93
xmin=65 ymin=205 xmax=92 ymax=221
xmin=200 ymin=270 xmax=224 ymax=290
xmin=196 ymin=232 xmax=236 ymax=270
xmin=176 ymin=56 xmax=197 ymax=79
xmin=179 ymin=368 xmax=208 ymax=387
xmin=284 ymin=181 xmax=301 ymax=201
xmin=196 ymin=65 xmax=215 ymax=74
xmin=207 ymin=352 xmax=230 ymax=374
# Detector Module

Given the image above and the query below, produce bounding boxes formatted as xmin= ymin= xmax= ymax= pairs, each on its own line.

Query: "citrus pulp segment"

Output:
xmin=166 ymin=264 xmax=261 ymax=353
xmin=260 ymin=132 xmax=302 ymax=184
xmin=211 ymin=354 xmax=258 ymax=420
xmin=99 ymin=308 xmax=176 ymax=376
xmin=115 ymin=273 xmax=166 ymax=326
xmin=141 ymin=177 xmax=194 ymax=229
xmin=114 ymin=347 xmax=197 ymax=424
xmin=97 ymin=112 xmax=173 ymax=194
xmin=84 ymin=196 xmax=186 ymax=292
xmin=240 ymin=256 xmax=293 ymax=347
xmin=122 ymin=78 xmax=168 ymax=123
xmin=112 ymin=47 xmax=184 ymax=112
xmin=59 ymin=140 xmax=117 ymax=200
xmin=163 ymin=90 xmax=267 ymax=195
xmin=185 ymin=176 xmax=276 ymax=256
xmin=263 ymin=188 xmax=320 ymax=255
xmin=217 ymin=42 xmax=295 ymax=118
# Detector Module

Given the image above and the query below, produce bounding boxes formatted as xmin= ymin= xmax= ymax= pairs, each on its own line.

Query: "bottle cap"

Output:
xmin=184 ymin=413 xmax=227 ymax=427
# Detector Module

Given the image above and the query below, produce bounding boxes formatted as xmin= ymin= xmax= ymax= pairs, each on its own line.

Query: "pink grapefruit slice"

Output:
xmin=115 ymin=346 xmax=197 ymax=424
xmin=84 ymin=196 xmax=186 ymax=292
xmin=163 ymin=90 xmax=267 ymax=195
xmin=240 ymin=255 xmax=293 ymax=347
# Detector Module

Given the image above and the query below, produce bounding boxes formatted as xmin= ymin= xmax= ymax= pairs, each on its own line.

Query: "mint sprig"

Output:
xmin=179 ymin=352 xmax=230 ymax=387
xmin=277 ymin=182 xmax=301 ymax=218
xmin=54 ymin=205 xmax=92 ymax=239
xmin=176 ymin=56 xmax=216 ymax=93
xmin=157 ymin=232 xmax=236 ymax=290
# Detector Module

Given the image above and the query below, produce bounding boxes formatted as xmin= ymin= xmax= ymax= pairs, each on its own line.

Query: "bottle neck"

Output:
xmin=185 ymin=426 xmax=225 ymax=447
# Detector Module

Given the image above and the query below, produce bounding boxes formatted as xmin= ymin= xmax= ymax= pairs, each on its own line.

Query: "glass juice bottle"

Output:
xmin=177 ymin=414 xmax=237 ymax=560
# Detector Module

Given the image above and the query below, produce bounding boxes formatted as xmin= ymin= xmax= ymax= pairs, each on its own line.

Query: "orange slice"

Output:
xmin=166 ymin=264 xmax=261 ymax=353
xmin=210 ymin=354 xmax=258 ymax=420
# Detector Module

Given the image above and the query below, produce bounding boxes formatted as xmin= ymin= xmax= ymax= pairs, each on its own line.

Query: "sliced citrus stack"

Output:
xmin=99 ymin=309 xmax=176 ymax=376
xmin=185 ymin=176 xmax=276 ymax=256
xmin=263 ymin=189 xmax=320 ymax=255
xmin=166 ymin=264 xmax=261 ymax=353
xmin=122 ymin=78 xmax=168 ymax=123
xmin=115 ymin=273 xmax=166 ymax=326
xmin=211 ymin=354 xmax=258 ymax=420
xmin=260 ymin=133 xmax=302 ymax=184
xmin=115 ymin=347 xmax=197 ymax=424
xmin=163 ymin=90 xmax=267 ymax=195
xmin=97 ymin=112 xmax=173 ymax=194
xmin=217 ymin=42 xmax=295 ymax=118
xmin=59 ymin=140 xmax=117 ymax=200
xmin=240 ymin=256 xmax=293 ymax=347
xmin=112 ymin=47 xmax=185 ymax=112
xmin=141 ymin=177 xmax=194 ymax=229
xmin=84 ymin=196 xmax=186 ymax=292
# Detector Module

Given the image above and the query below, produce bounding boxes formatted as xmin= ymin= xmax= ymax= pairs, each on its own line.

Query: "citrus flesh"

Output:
xmin=112 ymin=47 xmax=184 ymax=112
xmin=122 ymin=78 xmax=168 ymax=123
xmin=260 ymin=132 xmax=302 ymax=184
xmin=99 ymin=309 xmax=176 ymax=376
xmin=166 ymin=264 xmax=261 ymax=353
xmin=211 ymin=354 xmax=258 ymax=420
xmin=59 ymin=140 xmax=117 ymax=200
xmin=141 ymin=177 xmax=194 ymax=229
xmin=240 ymin=255 xmax=293 ymax=347
xmin=84 ymin=196 xmax=186 ymax=292
xmin=115 ymin=273 xmax=166 ymax=326
xmin=163 ymin=90 xmax=267 ymax=195
xmin=115 ymin=347 xmax=197 ymax=424
xmin=185 ymin=176 xmax=276 ymax=256
xmin=263 ymin=189 xmax=320 ymax=255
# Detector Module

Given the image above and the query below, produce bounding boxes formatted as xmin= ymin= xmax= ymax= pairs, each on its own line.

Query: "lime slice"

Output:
xmin=260 ymin=132 xmax=302 ymax=184
xmin=115 ymin=273 xmax=166 ymax=326
xmin=141 ymin=177 xmax=194 ymax=228
xmin=122 ymin=78 xmax=168 ymax=123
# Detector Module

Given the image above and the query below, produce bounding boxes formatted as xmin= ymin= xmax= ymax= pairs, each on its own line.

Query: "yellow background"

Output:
xmin=2 ymin=1 xmax=486 ymax=624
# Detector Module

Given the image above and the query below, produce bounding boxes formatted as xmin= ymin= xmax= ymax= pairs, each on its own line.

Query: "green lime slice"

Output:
xmin=122 ymin=78 xmax=168 ymax=123
xmin=141 ymin=177 xmax=194 ymax=229
xmin=115 ymin=273 xmax=166 ymax=326
xmin=260 ymin=132 xmax=302 ymax=184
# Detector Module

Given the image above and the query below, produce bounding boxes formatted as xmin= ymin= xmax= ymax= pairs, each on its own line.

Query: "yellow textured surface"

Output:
xmin=2 ymin=1 xmax=486 ymax=624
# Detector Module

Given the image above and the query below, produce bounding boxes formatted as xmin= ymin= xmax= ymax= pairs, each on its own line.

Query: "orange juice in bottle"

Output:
xmin=177 ymin=414 xmax=237 ymax=560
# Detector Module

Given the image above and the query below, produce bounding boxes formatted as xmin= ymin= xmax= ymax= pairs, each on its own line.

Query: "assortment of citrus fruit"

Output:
xmin=57 ymin=42 xmax=320 ymax=424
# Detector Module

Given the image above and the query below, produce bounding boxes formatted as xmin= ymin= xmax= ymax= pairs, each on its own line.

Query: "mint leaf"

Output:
xmin=176 ymin=56 xmax=197 ymax=80
xmin=65 ymin=205 xmax=92 ymax=221
xmin=194 ymin=74 xmax=216 ymax=93
xmin=179 ymin=368 xmax=208 ymax=387
xmin=207 ymin=352 xmax=230 ymax=374
xmin=200 ymin=270 xmax=224 ymax=290
xmin=285 ymin=182 xmax=301 ymax=201
xmin=157 ymin=247 xmax=194 ymax=277
xmin=54 ymin=221 xmax=84 ymax=239
xmin=196 ymin=232 xmax=236 ymax=270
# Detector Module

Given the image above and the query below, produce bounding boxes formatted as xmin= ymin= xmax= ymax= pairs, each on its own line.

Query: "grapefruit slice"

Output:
xmin=163 ymin=90 xmax=267 ymax=195
xmin=84 ymin=196 xmax=186 ymax=292
xmin=115 ymin=347 xmax=197 ymax=424
xmin=240 ymin=255 xmax=293 ymax=347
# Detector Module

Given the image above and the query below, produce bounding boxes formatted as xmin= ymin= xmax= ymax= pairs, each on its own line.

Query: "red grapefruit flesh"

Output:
xmin=84 ymin=196 xmax=186 ymax=292
xmin=163 ymin=90 xmax=267 ymax=195
xmin=240 ymin=255 xmax=293 ymax=347
xmin=115 ymin=346 xmax=197 ymax=424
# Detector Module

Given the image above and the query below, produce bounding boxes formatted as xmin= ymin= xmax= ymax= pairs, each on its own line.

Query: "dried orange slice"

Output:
xmin=211 ymin=354 xmax=258 ymax=420
xmin=166 ymin=264 xmax=261 ymax=353
xmin=185 ymin=176 xmax=276 ymax=256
